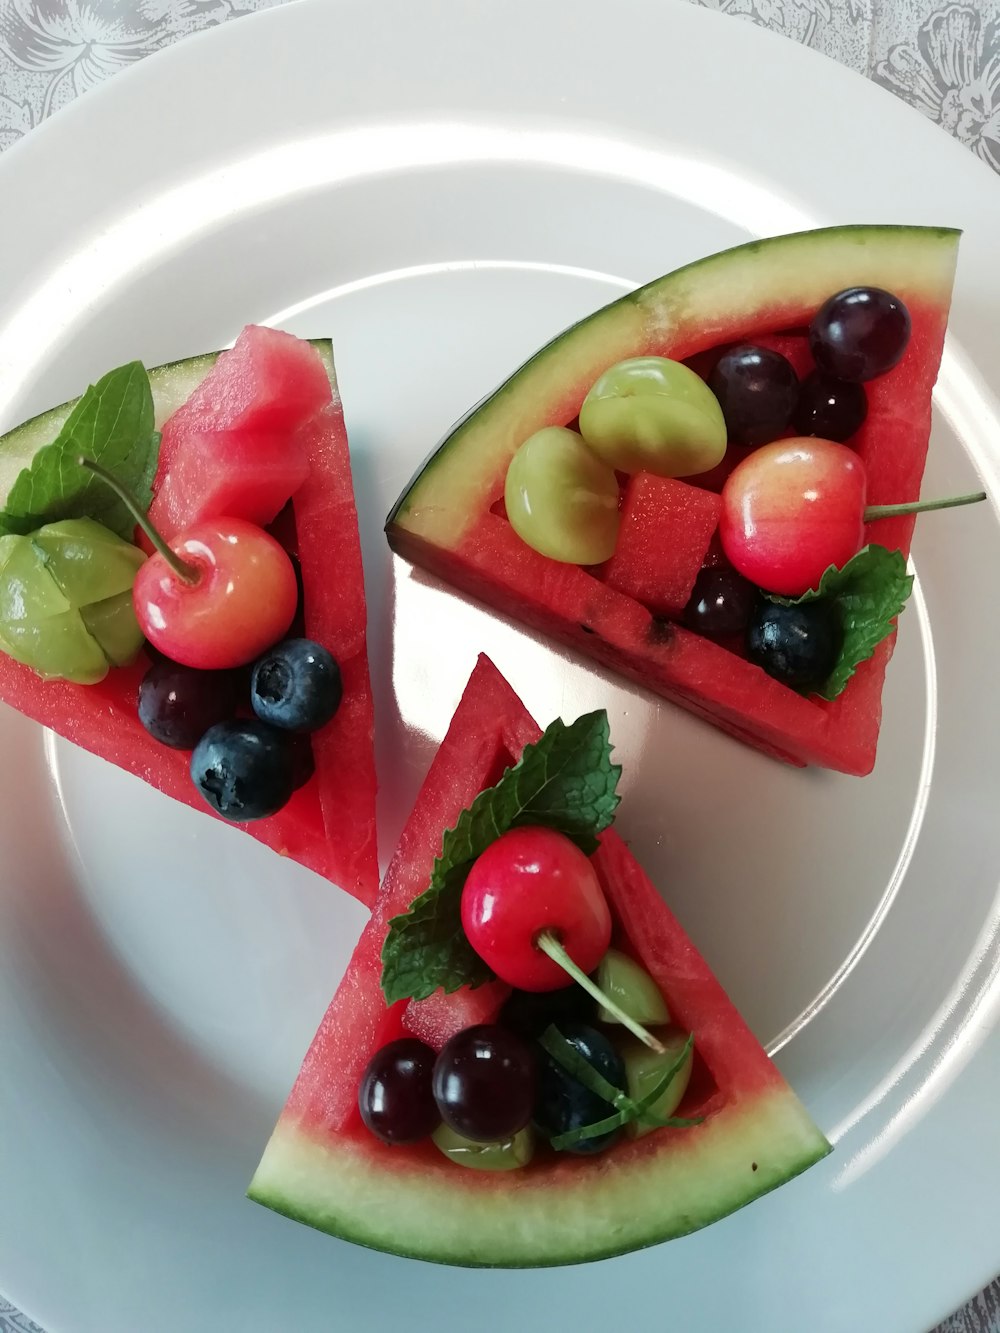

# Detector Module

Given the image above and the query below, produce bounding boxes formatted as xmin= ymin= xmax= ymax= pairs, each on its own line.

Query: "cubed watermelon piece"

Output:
xmin=149 ymin=427 xmax=310 ymax=537
xmin=150 ymin=325 xmax=330 ymax=539
xmin=601 ymin=474 xmax=720 ymax=618
xmin=402 ymin=980 xmax=510 ymax=1051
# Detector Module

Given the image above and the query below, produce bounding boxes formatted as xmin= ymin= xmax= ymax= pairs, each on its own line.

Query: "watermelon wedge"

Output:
xmin=386 ymin=226 xmax=959 ymax=776
xmin=249 ymin=655 xmax=830 ymax=1267
xmin=0 ymin=329 xmax=378 ymax=904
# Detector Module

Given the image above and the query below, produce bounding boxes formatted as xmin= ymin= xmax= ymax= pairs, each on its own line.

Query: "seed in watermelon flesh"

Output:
xmin=683 ymin=566 xmax=758 ymax=641
xmin=793 ymin=371 xmax=868 ymax=443
xmin=504 ymin=426 xmax=620 ymax=565
xmin=809 ymin=286 xmax=911 ymax=382
xmin=708 ymin=344 xmax=799 ymax=447
xmin=359 ymin=1038 xmax=439 ymax=1145
xmin=579 ymin=356 xmax=726 ymax=478
xmin=535 ymin=1022 xmax=625 ymax=1156
xmin=746 ymin=599 xmax=843 ymax=692
xmin=432 ymin=1025 xmax=537 ymax=1143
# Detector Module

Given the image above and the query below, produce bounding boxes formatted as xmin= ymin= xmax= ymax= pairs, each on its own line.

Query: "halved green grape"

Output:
xmin=579 ymin=357 xmax=727 ymax=477
xmin=621 ymin=1028 xmax=694 ymax=1139
xmin=31 ymin=519 xmax=146 ymax=606
xmin=504 ymin=426 xmax=620 ymax=564
xmin=596 ymin=948 xmax=670 ymax=1026
xmin=80 ymin=590 xmax=145 ymax=668
xmin=431 ymin=1122 xmax=535 ymax=1171
xmin=0 ymin=518 xmax=146 ymax=684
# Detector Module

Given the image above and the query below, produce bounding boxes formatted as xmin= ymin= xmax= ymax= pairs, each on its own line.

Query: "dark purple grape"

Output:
xmin=746 ymin=599 xmax=842 ymax=692
xmin=809 ymin=287 xmax=911 ymax=382
xmin=359 ymin=1038 xmax=439 ymax=1145
xmin=137 ymin=661 xmax=242 ymax=749
xmin=684 ymin=567 xmax=758 ymax=641
xmin=708 ymin=345 xmax=799 ymax=447
xmin=794 ymin=371 xmax=868 ymax=442
xmin=432 ymin=1025 xmax=536 ymax=1142
xmin=534 ymin=1022 xmax=624 ymax=1156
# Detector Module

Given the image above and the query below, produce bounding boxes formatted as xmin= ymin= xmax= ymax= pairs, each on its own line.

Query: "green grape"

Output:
xmin=579 ymin=356 xmax=727 ymax=477
xmin=0 ymin=518 xmax=146 ymax=684
xmin=431 ymin=1122 xmax=535 ymax=1171
xmin=504 ymin=426 xmax=620 ymax=565
xmin=621 ymin=1029 xmax=694 ymax=1139
xmin=596 ymin=948 xmax=670 ymax=1026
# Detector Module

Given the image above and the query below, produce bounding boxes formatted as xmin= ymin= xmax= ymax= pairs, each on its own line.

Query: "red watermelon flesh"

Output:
xmin=149 ymin=325 xmax=330 ymax=541
xmin=403 ymin=979 xmax=510 ymax=1051
xmin=0 ymin=330 xmax=379 ymax=904
xmin=248 ymin=655 xmax=830 ymax=1266
xmin=149 ymin=427 xmax=310 ymax=537
xmin=600 ymin=474 xmax=721 ymax=617
xmin=387 ymin=228 xmax=959 ymax=776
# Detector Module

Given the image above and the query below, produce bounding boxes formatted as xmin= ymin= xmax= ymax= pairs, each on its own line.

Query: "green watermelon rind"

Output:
xmin=386 ymin=224 xmax=960 ymax=548
xmin=248 ymin=1088 xmax=830 ymax=1268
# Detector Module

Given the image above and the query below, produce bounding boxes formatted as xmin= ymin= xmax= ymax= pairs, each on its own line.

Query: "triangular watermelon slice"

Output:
xmin=249 ymin=655 xmax=829 ymax=1266
xmin=386 ymin=225 xmax=959 ymax=776
xmin=0 ymin=328 xmax=378 ymax=904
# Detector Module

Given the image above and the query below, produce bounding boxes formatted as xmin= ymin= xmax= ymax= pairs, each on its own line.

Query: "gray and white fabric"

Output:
xmin=0 ymin=1 xmax=997 ymax=1330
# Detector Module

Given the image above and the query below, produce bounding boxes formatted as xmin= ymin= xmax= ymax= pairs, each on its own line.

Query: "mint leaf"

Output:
xmin=380 ymin=711 xmax=622 ymax=1004
xmin=0 ymin=363 xmax=158 ymax=541
xmin=768 ymin=545 xmax=914 ymax=701
xmin=540 ymin=1027 xmax=701 ymax=1150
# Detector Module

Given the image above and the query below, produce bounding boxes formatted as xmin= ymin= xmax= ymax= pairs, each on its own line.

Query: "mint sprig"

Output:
xmin=380 ymin=711 xmax=622 ymax=1005
xmin=0 ymin=363 xmax=158 ymax=541
xmin=767 ymin=544 xmax=913 ymax=701
xmin=539 ymin=1026 xmax=701 ymax=1151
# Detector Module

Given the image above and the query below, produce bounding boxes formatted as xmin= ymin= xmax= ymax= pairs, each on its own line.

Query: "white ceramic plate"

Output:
xmin=1 ymin=2 xmax=999 ymax=1329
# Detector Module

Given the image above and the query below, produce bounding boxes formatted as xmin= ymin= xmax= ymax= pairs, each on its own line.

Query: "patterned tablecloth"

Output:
xmin=0 ymin=0 xmax=998 ymax=1329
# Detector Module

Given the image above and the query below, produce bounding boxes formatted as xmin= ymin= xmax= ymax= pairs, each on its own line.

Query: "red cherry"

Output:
xmin=134 ymin=518 xmax=297 ymax=669
xmin=461 ymin=826 xmax=611 ymax=992
xmin=719 ymin=438 xmax=866 ymax=597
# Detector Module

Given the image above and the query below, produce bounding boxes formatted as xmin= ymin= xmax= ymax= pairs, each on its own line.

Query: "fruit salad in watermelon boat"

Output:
xmin=0 ymin=325 xmax=378 ymax=903
xmin=249 ymin=655 xmax=830 ymax=1267
xmin=387 ymin=225 xmax=983 ymax=777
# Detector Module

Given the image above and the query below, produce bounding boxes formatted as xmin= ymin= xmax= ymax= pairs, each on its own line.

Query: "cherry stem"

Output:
xmin=863 ymin=490 xmax=987 ymax=523
xmin=534 ymin=929 xmax=665 ymax=1053
xmin=77 ymin=456 xmax=199 ymax=585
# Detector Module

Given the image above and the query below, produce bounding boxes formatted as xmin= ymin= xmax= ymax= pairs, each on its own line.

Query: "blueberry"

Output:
xmin=534 ymin=1022 xmax=625 ymax=1155
xmin=746 ymin=598 xmax=842 ymax=692
xmin=190 ymin=719 xmax=295 ymax=821
xmin=250 ymin=638 xmax=342 ymax=733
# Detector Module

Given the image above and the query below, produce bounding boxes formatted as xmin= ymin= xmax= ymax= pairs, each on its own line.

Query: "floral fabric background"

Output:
xmin=0 ymin=0 xmax=998 ymax=1330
